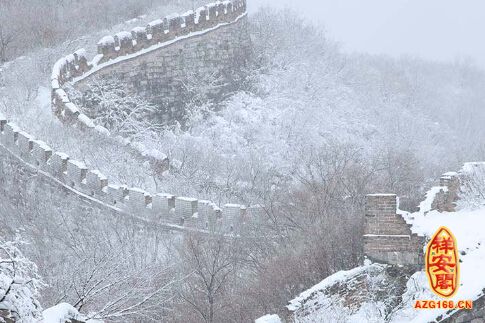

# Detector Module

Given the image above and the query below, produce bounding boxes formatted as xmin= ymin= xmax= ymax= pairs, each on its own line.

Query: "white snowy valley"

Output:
xmin=1 ymin=0 xmax=485 ymax=322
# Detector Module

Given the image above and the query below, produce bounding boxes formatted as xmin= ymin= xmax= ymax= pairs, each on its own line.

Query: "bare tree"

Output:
xmin=176 ymin=233 xmax=245 ymax=323
xmin=0 ymin=24 xmax=14 ymax=63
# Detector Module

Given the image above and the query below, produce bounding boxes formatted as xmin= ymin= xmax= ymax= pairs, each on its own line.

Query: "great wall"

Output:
xmin=0 ymin=0 xmax=481 ymax=245
xmin=1 ymin=2 xmax=485 ymax=321
xmin=0 ymin=0 xmax=262 ymax=235
xmin=282 ymin=163 xmax=485 ymax=322
xmin=363 ymin=162 xmax=485 ymax=266
xmin=51 ymin=0 xmax=249 ymax=134
xmin=0 ymin=0 xmax=482 ymax=269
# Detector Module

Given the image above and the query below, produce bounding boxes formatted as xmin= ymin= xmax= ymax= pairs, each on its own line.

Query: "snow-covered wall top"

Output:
xmin=0 ymin=0 xmax=256 ymax=234
xmin=20 ymin=0 xmax=262 ymax=231
xmin=0 ymin=112 xmax=262 ymax=233
xmin=50 ymin=0 xmax=247 ymax=138
xmin=279 ymin=164 xmax=485 ymax=322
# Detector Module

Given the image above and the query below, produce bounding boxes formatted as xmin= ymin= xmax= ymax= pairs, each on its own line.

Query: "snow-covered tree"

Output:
xmin=70 ymin=78 xmax=161 ymax=139
xmin=0 ymin=237 xmax=43 ymax=322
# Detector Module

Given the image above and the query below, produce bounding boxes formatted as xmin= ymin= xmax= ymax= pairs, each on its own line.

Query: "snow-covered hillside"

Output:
xmin=267 ymin=162 xmax=485 ymax=323
xmin=3 ymin=7 xmax=485 ymax=206
xmin=2 ymin=2 xmax=485 ymax=322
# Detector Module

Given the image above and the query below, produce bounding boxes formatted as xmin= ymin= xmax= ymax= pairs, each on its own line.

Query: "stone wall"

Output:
xmin=364 ymin=163 xmax=485 ymax=266
xmin=431 ymin=172 xmax=461 ymax=212
xmin=363 ymin=194 xmax=424 ymax=266
xmin=0 ymin=112 xmax=263 ymax=234
xmin=24 ymin=0 xmax=262 ymax=234
xmin=74 ymin=10 xmax=251 ymax=121
xmin=428 ymin=163 xmax=485 ymax=214
xmin=51 ymin=0 xmax=248 ymax=135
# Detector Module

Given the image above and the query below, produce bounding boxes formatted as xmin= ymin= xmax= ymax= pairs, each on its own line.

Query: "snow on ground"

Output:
xmin=278 ymin=263 xmax=409 ymax=323
xmin=395 ymin=206 xmax=485 ymax=322
xmin=286 ymin=265 xmax=378 ymax=313
xmin=42 ymin=303 xmax=104 ymax=323
xmin=269 ymin=164 xmax=485 ymax=323
xmin=276 ymin=205 xmax=485 ymax=322
xmin=42 ymin=303 xmax=81 ymax=323
xmin=255 ymin=314 xmax=282 ymax=323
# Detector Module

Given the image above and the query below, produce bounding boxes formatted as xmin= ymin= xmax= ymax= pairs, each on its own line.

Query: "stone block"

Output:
xmin=2 ymin=123 xmax=19 ymax=151
xmin=131 ymin=27 xmax=148 ymax=50
xmin=64 ymin=102 xmax=80 ymax=123
xmin=66 ymin=159 xmax=88 ymax=187
xmin=97 ymin=35 xmax=117 ymax=60
xmin=126 ymin=187 xmax=151 ymax=210
xmin=152 ymin=193 xmax=175 ymax=220
xmin=196 ymin=200 xmax=214 ymax=229
xmin=86 ymin=170 xmax=108 ymax=196
xmin=114 ymin=31 xmax=133 ymax=55
xmin=74 ymin=48 xmax=89 ymax=73
xmin=0 ymin=114 xmax=7 ymax=132
xmin=147 ymin=19 xmax=166 ymax=44
xmin=206 ymin=4 xmax=218 ymax=27
xmin=225 ymin=2 xmax=234 ymax=21
xmin=196 ymin=7 xmax=209 ymax=30
xmin=182 ymin=11 xmax=195 ymax=32
xmin=49 ymin=152 xmax=69 ymax=176
xmin=107 ymin=184 xmax=127 ymax=205
xmin=52 ymin=89 xmax=69 ymax=116
xmin=32 ymin=140 xmax=52 ymax=168
xmin=223 ymin=204 xmax=247 ymax=231
xmin=165 ymin=14 xmax=183 ymax=37
xmin=175 ymin=197 xmax=198 ymax=224
xmin=17 ymin=131 xmax=33 ymax=162
xmin=216 ymin=3 xmax=226 ymax=22
xmin=365 ymin=194 xmax=397 ymax=218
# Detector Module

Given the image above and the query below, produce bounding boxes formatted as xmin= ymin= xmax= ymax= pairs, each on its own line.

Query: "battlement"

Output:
xmin=50 ymin=0 xmax=247 ymax=140
xmin=42 ymin=0 xmax=251 ymax=232
xmin=0 ymin=112 xmax=263 ymax=234
xmin=96 ymin=0 xmax=246 ymax=62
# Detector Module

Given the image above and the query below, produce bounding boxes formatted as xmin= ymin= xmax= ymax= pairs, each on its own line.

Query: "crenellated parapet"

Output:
xmin=96 ymin=0 xmax=246 ymax=63
xmin=50 ymin=49 xmax=103 ymax=133
xmin=45 ymin=0 xmax=250 ymax=230
xmin=0 ymin=111 xmax=263 ymax=234
xmin=50 ymin=0 xmax=247 ymax=140
xmin=0 ymin=0 xmax=257 ymax=234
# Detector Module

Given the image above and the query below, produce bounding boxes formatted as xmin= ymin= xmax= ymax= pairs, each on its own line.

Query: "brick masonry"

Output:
xmin=432 ymin=172 xmax=461 ymax=212
xmin=74 ymin=15 xmax=251 ymax=122
xmin=12 ymin=0 xmax=260 ymax=235
xmin=363 ymin=194 xmax=424 ymax=266
xmin=51 ymin=0 xmax=248 ymax=134
xmin=0 ymin=112 xmax=262 ymax=234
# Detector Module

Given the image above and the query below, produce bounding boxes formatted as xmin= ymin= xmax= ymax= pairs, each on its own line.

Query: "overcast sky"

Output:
xmin=248 ymin=0 xmax=485 ymax=69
